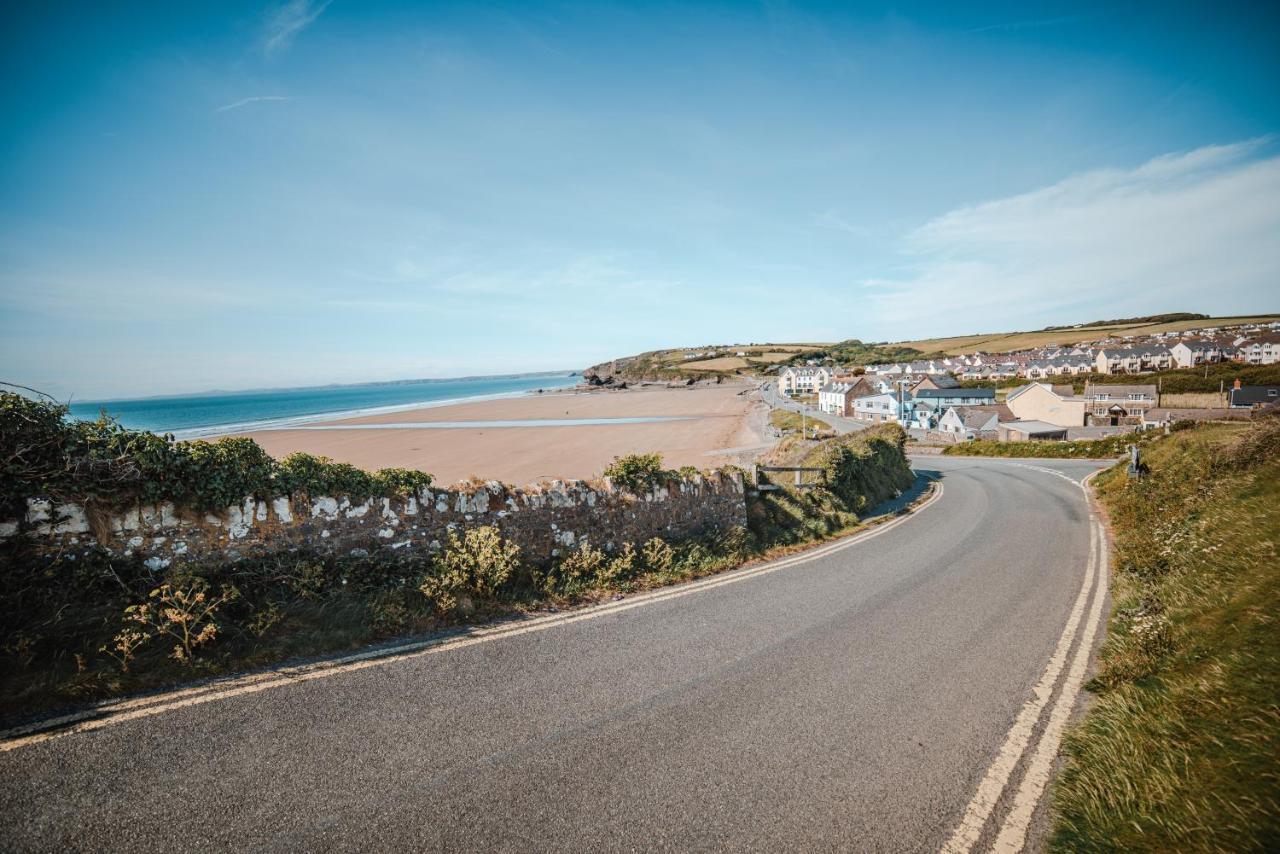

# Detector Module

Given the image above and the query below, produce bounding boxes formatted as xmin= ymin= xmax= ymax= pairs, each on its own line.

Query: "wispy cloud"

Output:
xmin=966 ymin=12 xmax=1106 ymax=35
xmin=261 ymin=0 xmax=331 ymax=55
xmin=215 ymin=95 xmax=291 ymax=112
xmin=860 ymin=140 xmax=1280 ymax=335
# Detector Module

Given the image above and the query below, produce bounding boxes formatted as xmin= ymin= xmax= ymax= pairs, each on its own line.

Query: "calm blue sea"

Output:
xmin=68 ymin=373 xmax=579 ymax=438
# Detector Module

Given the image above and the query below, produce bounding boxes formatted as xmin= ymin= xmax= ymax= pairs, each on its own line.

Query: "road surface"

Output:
xmin=0 ymin=456 xmax=1110 ymax=852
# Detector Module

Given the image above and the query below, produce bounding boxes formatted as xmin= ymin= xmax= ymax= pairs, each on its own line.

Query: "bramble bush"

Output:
xmin=603 ymin=453 xmax=669 ymax=491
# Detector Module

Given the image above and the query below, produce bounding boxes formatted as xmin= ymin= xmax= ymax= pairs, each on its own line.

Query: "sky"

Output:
xmin=2 ymin=1 xmax=1278 ymax=399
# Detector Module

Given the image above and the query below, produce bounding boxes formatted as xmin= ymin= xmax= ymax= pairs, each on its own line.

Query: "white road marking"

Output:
xmin=941 ymin=465 xmax=1110 ymax=853
xmin=1 ymin=478 xmax=944 ymax=753
xmin=990 ymin=519 xmax=1109 ymax=852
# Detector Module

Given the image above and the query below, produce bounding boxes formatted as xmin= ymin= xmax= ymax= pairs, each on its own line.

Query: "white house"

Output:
xmin=778 ymin=366 xmax=834 ymax=396
xmin=1237 ymin=333 xmax=1280 ymax=365
xmin=1094 ymin=347 xmax=1174 ymax=375
xmin=912 ymin=387 xmax=998 ymax=414
xmin=817 ymin=380 xmax=866 ymax=416
xmin=1170 ymin=339 xmax=1225 ymax=368
xmin=937 ymin=404 xmax=1014 ymax=439
xmin=851 ymin=392 xmax=906 ymax=424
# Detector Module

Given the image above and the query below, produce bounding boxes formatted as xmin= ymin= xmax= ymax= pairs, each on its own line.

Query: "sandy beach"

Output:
xmin=236 ymin=382 xmax=771 ymax=486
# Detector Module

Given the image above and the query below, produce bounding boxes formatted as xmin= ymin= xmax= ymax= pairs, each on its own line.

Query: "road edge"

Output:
xmin=1 ymin=474 xmax=944 ymax=752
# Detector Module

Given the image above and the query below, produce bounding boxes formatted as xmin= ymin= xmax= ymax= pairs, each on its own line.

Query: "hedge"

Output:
xmin=0 ymin=392 xmax=432 ymax=517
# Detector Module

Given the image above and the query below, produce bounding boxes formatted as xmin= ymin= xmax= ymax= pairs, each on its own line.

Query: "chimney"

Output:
xmin=1234 ymin=378 xmax=1243 ymax=390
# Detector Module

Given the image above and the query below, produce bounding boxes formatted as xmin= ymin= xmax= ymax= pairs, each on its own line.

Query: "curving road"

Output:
xmin=0 ymin=456 xmax=1110 ymax=852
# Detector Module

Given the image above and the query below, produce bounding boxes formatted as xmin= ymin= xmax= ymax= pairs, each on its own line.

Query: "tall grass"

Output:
xmin=1050 ymin=418 xmax=1280 ymax=851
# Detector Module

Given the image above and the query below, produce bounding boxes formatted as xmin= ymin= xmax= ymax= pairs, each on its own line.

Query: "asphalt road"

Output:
xmin=0 ymin=456 xmax=1109 ymax=852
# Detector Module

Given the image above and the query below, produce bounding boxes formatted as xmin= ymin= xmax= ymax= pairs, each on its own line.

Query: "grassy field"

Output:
xmin=682 ymin=356 xmax=750 ymax=371
xmin=1050 ymin=417 xmax=1280 ymax=850
xmin=769 ymin=409 xmax=834 ymax=437
xmin=893 ymin=314 xmax=1280 ymax=356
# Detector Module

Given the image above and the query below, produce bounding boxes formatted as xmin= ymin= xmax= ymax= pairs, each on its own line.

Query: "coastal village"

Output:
xmin=779 ymin=319 xmax=1280 ymax=443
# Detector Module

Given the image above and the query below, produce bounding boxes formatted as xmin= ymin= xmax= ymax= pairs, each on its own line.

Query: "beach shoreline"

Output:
xmin=234 ymin=380 xmax=771 ymax=486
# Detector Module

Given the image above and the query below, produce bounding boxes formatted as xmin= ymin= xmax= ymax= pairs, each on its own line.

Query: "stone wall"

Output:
xmin=0 ymin=472 xmax=747 ymax=570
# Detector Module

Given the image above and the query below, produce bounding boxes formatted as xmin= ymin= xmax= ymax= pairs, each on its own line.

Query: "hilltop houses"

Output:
xmin=1237 ymin=333 xmax=1280 ymax=365
xmin=1093 ymin=347 xmax=1174 ymax=375
xmin=1170 ymin=339 xmax=1228 ymax=368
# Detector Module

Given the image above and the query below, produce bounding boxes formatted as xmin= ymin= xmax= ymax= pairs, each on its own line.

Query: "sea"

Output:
xmin=67 ymin=373 xmax=580 ymax=439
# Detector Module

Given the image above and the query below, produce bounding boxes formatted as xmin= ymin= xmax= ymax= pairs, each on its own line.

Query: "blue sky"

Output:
xmin=2 ymin=1 xmax=1278 ymax=398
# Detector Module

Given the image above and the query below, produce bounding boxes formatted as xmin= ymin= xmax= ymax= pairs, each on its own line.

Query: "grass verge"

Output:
xmin=1050 ymin=417 xmax=1280 ymax=850
xmin=769 ymin=409 xmax=834 ymax=437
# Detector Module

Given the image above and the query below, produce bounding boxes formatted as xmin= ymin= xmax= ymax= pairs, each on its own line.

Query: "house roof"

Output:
xmin=1242 ymin=332 xmax=1280 ymax=345
xmin=1000 ymin=420 xmax=1068 ymax=435
xmin=1083 ymin=382 xmax=1157 ymax=397
xmin=1230 ymin=385 xmax=1280 ymax=406
xmin=915 ymin=387 xmax=996 ymax=399
xmin=1006 ymin=382 xmax=1078 ymax=402
xmin=959 ymin=404 xmax=1014 ymax=429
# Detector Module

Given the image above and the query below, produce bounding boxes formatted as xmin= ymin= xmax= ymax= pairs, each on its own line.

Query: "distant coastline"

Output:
xmin=68 ymin=372 xmax=580 ymax=437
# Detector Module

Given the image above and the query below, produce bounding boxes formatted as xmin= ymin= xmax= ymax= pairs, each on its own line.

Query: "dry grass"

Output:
xmin=768 ymin=409 xmax=834 ymax=437
xmin=680 ymin=356 xmax=749 ymax=371
xmin=894 ymin=315 xmax=1280 ymax=356
xmin=1050 ymin=419 xmax=1280 ymax=851
xmin=1159 ymin=391 xmax=1227 ymax=409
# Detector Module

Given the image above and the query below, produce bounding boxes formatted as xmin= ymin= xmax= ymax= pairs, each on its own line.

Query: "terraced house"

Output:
xmin=1236 ymin=332 xmax=1280 ymax=365
xmin=1093 ymin=346 xmax=1174 ymax=374
xmin=778 ymin=365 xmax=833 ymax=396
xmin=817 ymin=378 xmax=873 ymax=416
xmin=1170 ymin=338 xmax=1228 ymax=368
xmin=1082 ymin=382 xmax=1157 ymax=426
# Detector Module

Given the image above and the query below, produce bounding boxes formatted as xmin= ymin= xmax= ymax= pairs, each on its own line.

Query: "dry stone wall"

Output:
xmin=1 ymin=472 xmax=747 ymax=570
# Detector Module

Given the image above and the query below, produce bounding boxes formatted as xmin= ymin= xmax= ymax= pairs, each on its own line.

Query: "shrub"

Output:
xmin=418 ymin=526 xmax=521 ymax=613
xmin=275 ymin=453 xmax=377 ymax=500
xmin=641 ymin=537 xmax=676 ymax=574
xmin=604 ymin=453 xmax=668 ymax=491
xmin=552 ymin=542 xmax=609 ymax=591
xmin=0 ymin=392 xmax=435 ymax=516
xmin=179 ymin=437 xmax=276 ymax=510
xmin=373 ymin=468 xmax=433 ymax=497
xmin=602 ymin=542 xmax=638 ymax=582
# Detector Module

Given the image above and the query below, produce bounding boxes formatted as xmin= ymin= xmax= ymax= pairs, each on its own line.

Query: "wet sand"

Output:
xmin=237 ymin=383 xmax=770 ymax=486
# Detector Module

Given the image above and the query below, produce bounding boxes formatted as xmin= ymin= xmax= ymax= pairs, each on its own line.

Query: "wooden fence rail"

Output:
xmin=751 ymin=464 xmax=827 ymax=491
